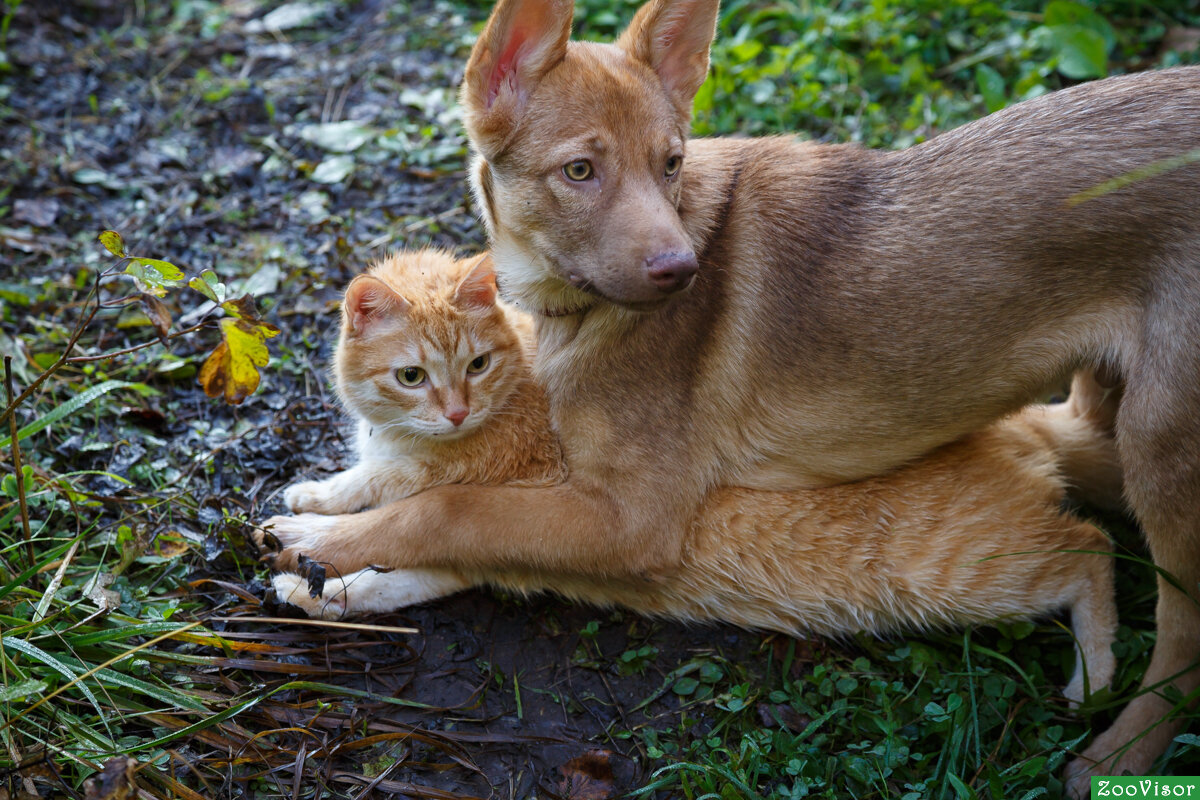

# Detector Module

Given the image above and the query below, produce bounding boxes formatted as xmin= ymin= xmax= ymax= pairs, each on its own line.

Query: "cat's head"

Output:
xmin=334 ymin=250 xmax=527 ymax=441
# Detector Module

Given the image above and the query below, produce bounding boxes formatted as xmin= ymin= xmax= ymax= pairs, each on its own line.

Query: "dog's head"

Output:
xmin=461 ymin=0 xmax=719 ymax=315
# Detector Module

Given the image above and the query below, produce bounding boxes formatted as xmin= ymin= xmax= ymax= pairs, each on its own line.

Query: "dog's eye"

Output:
xmin=665 ymin=155 xmax=682 ymax=177
xmin=467 ymin=353 xmax=490 ymax=374
xmin=563 ymin=160 xmax=594 ymax=181
xmin=396 ymin=366 xmax=426 ymax=387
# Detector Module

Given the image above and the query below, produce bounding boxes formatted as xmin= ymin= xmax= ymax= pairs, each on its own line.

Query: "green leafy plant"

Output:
xmin=0 ymin=230 xmax=282 ymax=795
xmin=94 ymin=230 xmax=280 ymax=405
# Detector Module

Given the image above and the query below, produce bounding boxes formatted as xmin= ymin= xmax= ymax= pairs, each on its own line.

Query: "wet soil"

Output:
xmin=1 ymin=2 xmax=793 ymax=795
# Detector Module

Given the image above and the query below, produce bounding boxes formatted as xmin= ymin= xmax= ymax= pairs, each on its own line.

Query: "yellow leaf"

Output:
xmin=98 ymin=230 xmax=126 ymax=257
xmin=153 ymin=532 xmax=192 ymax=559
xmin=198 ymin=318 xmax=277 ymax=404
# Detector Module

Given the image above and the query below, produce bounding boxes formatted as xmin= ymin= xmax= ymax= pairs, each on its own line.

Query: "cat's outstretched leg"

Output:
xmin=272 ymin=566 xmax=470 ymax=619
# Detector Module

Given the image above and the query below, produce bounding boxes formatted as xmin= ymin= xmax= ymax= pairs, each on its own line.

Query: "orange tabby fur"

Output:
xmin=281 ymin=250 xmax=564 ymax=516
xmin=266 ymin=249 xmax=1120 ymax=703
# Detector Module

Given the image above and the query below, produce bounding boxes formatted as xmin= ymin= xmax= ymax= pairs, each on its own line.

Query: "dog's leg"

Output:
xmin=1066 ymin=287 xmax=1200 ymax=794
xmin=258 ymin=479 xmax=691 ymax=580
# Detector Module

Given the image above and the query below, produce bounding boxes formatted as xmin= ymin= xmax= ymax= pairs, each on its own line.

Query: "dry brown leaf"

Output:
xmin=555 ymin=749 xmax=618 ymax=800
xmin=83 ymin=756 xmax=138 ymax=800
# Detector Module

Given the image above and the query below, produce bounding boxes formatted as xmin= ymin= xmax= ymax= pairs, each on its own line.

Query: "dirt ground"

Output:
xmin=2 ymin=2 xmax=797 ymax=795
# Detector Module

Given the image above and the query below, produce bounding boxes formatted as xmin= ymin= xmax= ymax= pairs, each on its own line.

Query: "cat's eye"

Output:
xmin=665 ymin=155 xmax=682 ymax=177
xmin=467 ymin=354 xmax=490 ymax=374
xmin=563 ymin=160 xmax=594 ymax=182
xmin=396 ymin=366 xmax=426 ymax=387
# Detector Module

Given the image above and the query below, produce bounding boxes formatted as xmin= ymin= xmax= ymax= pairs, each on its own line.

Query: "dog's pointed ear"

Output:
xmin=462 ymin=0 xmax=574 ymax=160
xmin=453 ymin=254 xmax=499 ymax=310
xmin=617 ymin=0 xmax=719 ymax=118
xmin=343 ymin=275 xmax=411 ymax=335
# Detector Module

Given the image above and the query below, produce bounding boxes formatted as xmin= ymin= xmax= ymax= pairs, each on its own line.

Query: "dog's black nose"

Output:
xmin=645 ymin=252 xmax=698 ymax=294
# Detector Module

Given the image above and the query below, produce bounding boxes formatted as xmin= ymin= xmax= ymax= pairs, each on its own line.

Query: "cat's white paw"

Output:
xmin=272 ymin=572 xmax=347 ymax=620
xmin=272 ymin=568 xmax=466 ymax=618
xmin=352 ymin=568 xmax=469 ymax=611
xmin=1063 ymin=676 xmax=1086 ymax=708
xmin=283 ymin=480 xmax=349 ymax=514
xmin=1063 ymin=651 xmax=1115 ymax=708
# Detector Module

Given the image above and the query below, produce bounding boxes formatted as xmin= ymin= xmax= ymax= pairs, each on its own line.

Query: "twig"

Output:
xmin=3 ymin=356 xmax=35 ymax=572
xmin=207 ymin=617 xmax=418 ymax=635
xmin=65 ymin=321 xmax=211 ymax=363
xmin=33 ymin=538 xmax=82 ymax=623
xmin=0 ymin=274 xmax=103 ymax=431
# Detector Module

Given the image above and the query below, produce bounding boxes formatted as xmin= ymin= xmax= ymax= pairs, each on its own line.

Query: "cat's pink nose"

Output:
xmin=445 ymin=408 xmax=469 ymax=426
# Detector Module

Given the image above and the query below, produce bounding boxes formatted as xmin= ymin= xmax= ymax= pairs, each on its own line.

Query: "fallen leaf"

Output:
xmin=245 ymin=2 xmax=330 ymax=33
xmin=292 ymin=120 xmax=375 ymax=153
xmin=74 ymin=168 xmax=116 ymax=186
xmin=83 ymin=573 xmax=120 ymax=612
xmin=210 ymin=145 xmax=264 ymax=178
xmin=555 ymin=750 xmax=618 ymax=800
xmin=152 ymin=531 xmax=192 ymax=559
xmin=198 ymin=316 xmax=280 ymax=404
xmin=138 ymin=293 xmax=173 ymax=341
xmin=13 ymin=198 xmax=60 ymax=227
xmin=83 ymin=756 xmax=138 ymax=800
xmin=756 ymin=702 xmax=812 ymax=733
xmin=310 ymin=154 xmax=355 ymax=184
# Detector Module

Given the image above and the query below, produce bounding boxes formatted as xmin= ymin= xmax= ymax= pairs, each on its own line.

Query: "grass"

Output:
xmin=2 ymin=0 xmax=1200 ymax=797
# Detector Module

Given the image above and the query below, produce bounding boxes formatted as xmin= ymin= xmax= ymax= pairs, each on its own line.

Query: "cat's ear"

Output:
xmin=453 ymin=254 xmax=499 ymax=310
xmin=617 ymin=0 xmax=719 ymax=120
xmin=461 ymin=0 xmax=573 ymax=160
xmin=343 ymin=275 xmax=411 ymax=336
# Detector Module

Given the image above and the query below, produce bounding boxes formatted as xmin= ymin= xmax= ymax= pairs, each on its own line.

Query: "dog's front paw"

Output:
xmin=254 ymin=513 xmax=344 ymax=571
xmin=272 ymin=572 xmax=347 ymax=620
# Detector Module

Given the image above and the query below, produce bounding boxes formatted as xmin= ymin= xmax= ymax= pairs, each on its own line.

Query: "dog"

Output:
xmin=265 ymin=0 xmax=1200 ymax=791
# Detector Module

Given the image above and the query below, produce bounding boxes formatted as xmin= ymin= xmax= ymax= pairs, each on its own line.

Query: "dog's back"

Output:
xmin=456 ymin=1 xmax=1196 ymax=781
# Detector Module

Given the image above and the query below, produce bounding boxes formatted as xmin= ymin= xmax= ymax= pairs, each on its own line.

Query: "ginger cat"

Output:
xmin=281 ymin=249 xmax=564 ymax=516
xmin=265 ymin=249 xmax=1120 ymax=704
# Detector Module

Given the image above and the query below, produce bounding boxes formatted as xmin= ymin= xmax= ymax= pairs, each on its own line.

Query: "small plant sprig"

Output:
xmin=95 ymin=229 xmax=281 ymax=404
xmin=0 ymin=230 xmax=279 ymax=579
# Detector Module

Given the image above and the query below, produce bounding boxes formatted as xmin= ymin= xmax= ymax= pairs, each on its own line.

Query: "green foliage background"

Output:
xmin=570 ymin=0 xmax=1200 ymax=147
xmin=1 ymin=0 xmax=1198 ymax=797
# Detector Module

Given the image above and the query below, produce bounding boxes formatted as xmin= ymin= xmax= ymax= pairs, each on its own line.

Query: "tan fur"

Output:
xmin=280 ymin=250 xmax=563 ymax=516
xmin=270 ymin=346 xmax=1120 ymax=703
xmin=267 ymin=0 xmax=1200 ymax=789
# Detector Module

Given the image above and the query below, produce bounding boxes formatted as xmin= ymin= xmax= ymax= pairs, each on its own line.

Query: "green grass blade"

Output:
xmin=64 ymin=621 xmax=199 ymax=648
xmin=283 ymin=680 xmax=436 ymax=710
xmin=1 ymin=635 xmax=114 ymax=737
xmin=0 ymin=538 xmax=79 ymax=601
xmin=50 ymin=653 xmax=209 ymax=712
xmin=0 ymin=380 xmax=144 ymax=449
